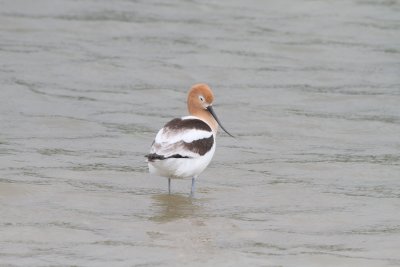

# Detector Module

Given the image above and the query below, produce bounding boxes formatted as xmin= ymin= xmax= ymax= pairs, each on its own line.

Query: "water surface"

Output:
xmin=1 ymin=0 xmax=400 ymax=266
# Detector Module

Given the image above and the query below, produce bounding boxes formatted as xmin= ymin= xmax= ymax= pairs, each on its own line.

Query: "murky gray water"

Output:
xmin=1 ymin=0 xmax=400 ymax=266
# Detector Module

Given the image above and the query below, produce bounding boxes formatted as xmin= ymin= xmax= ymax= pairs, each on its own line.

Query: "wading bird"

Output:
xmin=146 ymin=84 xmax=233 ymax=196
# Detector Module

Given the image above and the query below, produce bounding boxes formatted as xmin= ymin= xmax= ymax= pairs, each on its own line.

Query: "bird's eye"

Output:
xmin=199 ymin=96 xmax=205 ymax=102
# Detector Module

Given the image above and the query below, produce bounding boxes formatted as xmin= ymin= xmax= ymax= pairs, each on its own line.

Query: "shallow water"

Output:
xmin=1 ymin=0 xmax=400 ymax=266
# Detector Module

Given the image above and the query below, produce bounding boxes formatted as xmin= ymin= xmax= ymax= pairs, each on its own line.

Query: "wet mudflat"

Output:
xmin=1 ymin=0 xmax=400 ymax=266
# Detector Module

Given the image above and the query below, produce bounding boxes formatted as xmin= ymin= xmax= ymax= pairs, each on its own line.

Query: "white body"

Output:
xmin=148 ymin=142 xmax=215 ymax=178
xmin=148 ymin=116 xmax=216 ymax=179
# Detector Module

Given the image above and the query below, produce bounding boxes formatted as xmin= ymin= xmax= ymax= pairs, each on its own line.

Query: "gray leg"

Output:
xmin=168 ymin=178 xmax=171 ymax=194
xmin=190 ymin=176 xmax=197 ymax=197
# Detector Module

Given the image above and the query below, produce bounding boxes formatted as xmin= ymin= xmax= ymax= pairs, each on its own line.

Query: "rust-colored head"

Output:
xmin=187 ymin=83 xmax=234 ymax=137
xmin=187 ymin=83 xmax=214 ymax=112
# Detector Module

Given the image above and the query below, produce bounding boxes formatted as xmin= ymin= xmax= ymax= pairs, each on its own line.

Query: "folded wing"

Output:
xmin=147 ymin=117 xmax=214 ymax=161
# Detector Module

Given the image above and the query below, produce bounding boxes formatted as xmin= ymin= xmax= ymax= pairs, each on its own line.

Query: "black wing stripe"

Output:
xmin=146 ymin=153 xmax=191 ymax=162
xmin=164 ymin=118 xmax=212 ymax=132
xmin=146 ymin=135 xmax=214 ymax=161
xmin=183 ymin=135 xmax=214 ymax=156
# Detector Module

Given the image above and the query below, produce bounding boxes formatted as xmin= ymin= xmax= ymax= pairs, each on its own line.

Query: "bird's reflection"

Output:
xmin=150 ymin=194 xmax=201 ymax=222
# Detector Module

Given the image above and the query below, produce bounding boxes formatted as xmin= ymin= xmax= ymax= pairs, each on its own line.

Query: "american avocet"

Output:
xmin=146 ymin=83 xmax=233 ymax=196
